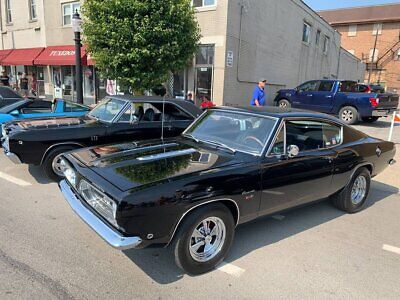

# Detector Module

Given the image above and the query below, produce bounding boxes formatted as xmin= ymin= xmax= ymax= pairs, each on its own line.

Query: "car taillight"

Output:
xmin=369 ymin=97 xmax=379 ymax=108
xmin=366 ymin=86 xmax=372 ymax=93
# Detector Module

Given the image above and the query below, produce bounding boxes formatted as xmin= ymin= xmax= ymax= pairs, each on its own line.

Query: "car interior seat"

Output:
xmin=143 ymin=108 xmax=155 ymax=122
xmin=134 ymin=106 xmax=144 ymax=121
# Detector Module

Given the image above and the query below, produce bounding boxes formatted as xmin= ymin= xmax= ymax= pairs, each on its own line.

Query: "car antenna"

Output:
xmin=161 ymin=93 xmax=166 ymax=143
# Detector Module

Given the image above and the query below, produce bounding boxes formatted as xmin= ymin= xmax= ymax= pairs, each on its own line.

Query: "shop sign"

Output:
xmin=227 ymin=51 xmax=234 ymax=67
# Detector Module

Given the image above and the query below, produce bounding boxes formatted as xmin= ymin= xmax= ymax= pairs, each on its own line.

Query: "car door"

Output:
xmin=292 ymin=81 xmax=320 ymax=109
xmin=259 ymin=119 xmax=341 ymax=216
xmin=308 ymin=81 xmax=336 ymax=113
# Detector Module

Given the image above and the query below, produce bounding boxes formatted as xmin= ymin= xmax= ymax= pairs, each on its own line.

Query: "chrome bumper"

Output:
xmin=59 ymin=180 xmax=142 ymax=250
xmin=372 ymin=109 xmax=396 ymax=117
xmin=5 ymin=152 xmax=22 ymax=164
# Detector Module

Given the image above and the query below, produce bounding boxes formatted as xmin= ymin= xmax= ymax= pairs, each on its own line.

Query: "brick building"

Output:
xmin=319 ymin=3 xmax=400 ymax=93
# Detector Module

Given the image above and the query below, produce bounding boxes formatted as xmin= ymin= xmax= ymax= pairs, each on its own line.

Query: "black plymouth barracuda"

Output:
xmin=1 ymin=96 xmax=201 ymax=180
xmin=58 ymin=107 xmax=396 ymax=274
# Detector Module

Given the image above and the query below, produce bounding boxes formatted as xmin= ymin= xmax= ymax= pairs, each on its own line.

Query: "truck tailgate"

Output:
xmin=377 ymin=93 xmax=399 ymax=109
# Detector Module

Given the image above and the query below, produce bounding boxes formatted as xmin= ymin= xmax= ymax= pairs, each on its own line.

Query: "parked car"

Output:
xmin=274 ymin=80 xmax=399 ymax=124
xmin=0 ymin=99 xmax=89 ymax=130
xmin=357 ymin=84 xmax=385 ymax=94
xmin=1 ymin=96 xmax=201 ymax=181
xmin=0 ymin=86 xmax=27 ymax=108
xmin=58 ymin=106 xmax=396 ymax=275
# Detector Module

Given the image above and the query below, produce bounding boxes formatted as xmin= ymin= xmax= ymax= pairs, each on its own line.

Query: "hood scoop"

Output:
xmin=137 ymin=148 xmax=197 ymax=162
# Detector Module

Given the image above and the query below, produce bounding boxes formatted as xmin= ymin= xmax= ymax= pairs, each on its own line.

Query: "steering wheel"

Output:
xmin=244 ymin=136 xmax=264 ymax=148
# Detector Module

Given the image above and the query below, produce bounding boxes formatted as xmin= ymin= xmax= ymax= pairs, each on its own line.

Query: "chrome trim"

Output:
xmin=266 ymin=119 xmax=285 ymax=157
xmin=40 ymin=142 xmax=85 ymax=165
xmin=389 ymin=159 xmax=396 ymax=166
xmin=5 ymin=152 xmax=22 ymax=164
xmin=137 ymin=148 xmax=197 ymax=161
xmin=349 ymin=163 xmax=374 ymax=182
xmin=59 ymin=180 xmax=142 ymax=250
xmin=166 ymin=198 xmax=240 ymax=247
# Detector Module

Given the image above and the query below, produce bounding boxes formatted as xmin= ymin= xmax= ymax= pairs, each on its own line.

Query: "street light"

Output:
xmin=72 ymin=10 xmax=83 ymax=104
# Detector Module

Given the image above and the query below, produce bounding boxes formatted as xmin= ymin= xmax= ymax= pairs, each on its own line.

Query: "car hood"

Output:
xmin=71 ymin=139 xmax=248 ymax=191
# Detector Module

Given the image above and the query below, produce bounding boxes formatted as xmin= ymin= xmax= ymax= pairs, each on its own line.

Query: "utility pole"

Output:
xmin=368 ymin=27 xmax=379 ymax=84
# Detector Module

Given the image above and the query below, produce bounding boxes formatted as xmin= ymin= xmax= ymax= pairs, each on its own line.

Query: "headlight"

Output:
xmin=79 ymin=180 xmax=118 ymax=228
xmin=61 ymin=158 xmax=77 ymax=187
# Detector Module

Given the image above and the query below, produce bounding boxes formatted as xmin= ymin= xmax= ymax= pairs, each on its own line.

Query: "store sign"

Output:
xmin=49 ymin=50 xmax=75 ymax=57
xmin=54 ymin=87 xmax=63 ymax=98
xmin=226 ymin=51 xmax=234 ymax=67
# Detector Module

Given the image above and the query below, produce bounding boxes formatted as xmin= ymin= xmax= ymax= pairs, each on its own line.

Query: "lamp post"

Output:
xmin=72 ymin=11 xmax=83 ymax=104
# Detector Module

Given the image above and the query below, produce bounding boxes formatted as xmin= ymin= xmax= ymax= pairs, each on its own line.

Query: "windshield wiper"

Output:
xmin=183 ymin=133 xmax=200 ymax=143
xmin=204 ymin=140 xmax=236 ymax=154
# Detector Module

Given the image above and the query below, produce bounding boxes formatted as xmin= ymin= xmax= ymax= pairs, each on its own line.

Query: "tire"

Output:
xmin=42 ymin=146 xmax=80 ymax=182
xmin=278 ymin=99 xmax=291 ymax=109
xmin=362 ymin=117 xmax=380 ymax=123
xmin=331 ymin=167 xmax=371 ymax=214
xmin=173 ymin=203 xmax=235 ymax=275
xmin=339 ymin=106 xmax=359 ymax=125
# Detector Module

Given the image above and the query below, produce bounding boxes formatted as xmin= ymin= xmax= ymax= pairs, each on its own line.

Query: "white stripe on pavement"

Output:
xmin=0 ymin=172 xmax=32 ymax=187
xmin=382 ymin=244 xmax=400 ymax=255
xmin=217 ymin=262 xmax=245 ymax=277
xmin=272 ymin=215 xmax=285 ymax=221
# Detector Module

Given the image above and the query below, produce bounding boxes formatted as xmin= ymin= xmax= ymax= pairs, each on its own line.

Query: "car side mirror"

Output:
xmin=287 ymin=145 xmax=300 ymax=158
xmin=129 ymin=115 xmax=139 ymax=125
xmin=10 ymin=110 xmax=19 ymax=116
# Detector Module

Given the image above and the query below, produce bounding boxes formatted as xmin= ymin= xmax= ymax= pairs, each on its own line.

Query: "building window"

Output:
xmin=369 ymin=49 xmax=379 ymax=62
xmin=316 ymin=30 xmax=321 ymax=45
xmin=302 ymin=22 xmax=311 ymax=44
xmin=196 ymin=45 xmax=215 ymax=65
xmin=348 ymin=49 xmax=355 ymax=55
xmin=62 ymin=2 xmax=81 ymax=26
xmin=372 ymin=23 xmax=382 ymax=35
xmin=323 ymin=36 xmax=330 ymax=54
xmin=5 ymin=0 xmax=12 ymax=24
xmin=29 ymin=0 xmax=37 ymax=20
xmin=348 ymin=25 xmax=357 ymax=37
xmin=192 ymin=0 xmax=216 ymax=8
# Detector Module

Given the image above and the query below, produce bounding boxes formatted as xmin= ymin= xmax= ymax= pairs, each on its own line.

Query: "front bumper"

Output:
xmin=59 ymin=180 xmax=142 ymax=250
xmin=372 ymin=109 xmax=396 ymax=117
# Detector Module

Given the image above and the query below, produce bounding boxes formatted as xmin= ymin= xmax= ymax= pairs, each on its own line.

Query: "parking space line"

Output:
xmin=0 ymin=172 xmax=32 ymax=187
xmin=217 ymin=262 xmax=245 ymax=277
xmin=272 ymin=215 xmax=285 ymax=221
xmin=382 ymin=244 xmax=400 ymax=255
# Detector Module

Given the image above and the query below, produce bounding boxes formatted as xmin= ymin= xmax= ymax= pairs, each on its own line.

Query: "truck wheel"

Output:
xmin=331 ymin=167 xmax=371 ymax=214
xmin=278 ymin=99 xmax=291 ymax=109
xmin=339 ymin=106 xmax=359 ymax=125
xmin=173 ymin=203 xmax=235 ymax=275
xmin=42 ymin=146 xmax=80 ymax=182
xmin=362 ymin=117 xmax=379 ymax=123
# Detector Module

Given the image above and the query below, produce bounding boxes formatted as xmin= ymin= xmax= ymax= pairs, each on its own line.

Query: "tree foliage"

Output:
xmin=82 ymin=0 xmax=201 ymax=91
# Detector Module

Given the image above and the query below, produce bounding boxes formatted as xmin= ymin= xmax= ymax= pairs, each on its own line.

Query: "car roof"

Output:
xmin=108 ymin=95 xmax=202 ymax=117
xmin=0 ymin=86 xmax=23 ymax=99
xmin=213 ymin=106 xmax=345 ymax=124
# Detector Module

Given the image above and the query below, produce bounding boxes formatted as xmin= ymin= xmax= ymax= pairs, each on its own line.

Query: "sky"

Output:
xmin=303 ymin=0 xmax=400 ymax=10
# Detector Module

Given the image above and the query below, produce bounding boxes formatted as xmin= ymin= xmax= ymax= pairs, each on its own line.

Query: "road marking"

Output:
xmin=272 ymin=215 xmax=285 ymax=221
xmin=383 ymin=244 xmax=400 ymax=255
xmin=217 ymin=262 xmax=245 ymax=277
xmin=0 ymin=172 xmax=32 ymax=187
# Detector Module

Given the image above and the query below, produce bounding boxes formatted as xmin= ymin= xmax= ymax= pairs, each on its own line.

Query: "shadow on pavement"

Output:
xmin=355 ymin=120 xmax=392 ymax=129
xmin=28 ymin=165 xmax=53 ymax=184
xmin=122 ymin=181 xmax=397 ymax=284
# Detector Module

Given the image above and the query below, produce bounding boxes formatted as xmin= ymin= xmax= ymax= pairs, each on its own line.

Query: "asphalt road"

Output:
xmin=0 ymin=119 xmax=399 ymax=299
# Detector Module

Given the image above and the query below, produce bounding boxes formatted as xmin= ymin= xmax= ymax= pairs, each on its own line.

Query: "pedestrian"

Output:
xmin=186 ymin=93 xmax=194 ymax=104
xmin=30 ymin=73 xmax=38 ymax=97
xmin=200 ymin=95 xmax=215 ymax=110
xmin=19 ymin=73 xmax=29 ymax=98
xmin=250 ymin=78 xmax=267 ymax=107
xmin=0 ymin=70 xmax=10 ymax=86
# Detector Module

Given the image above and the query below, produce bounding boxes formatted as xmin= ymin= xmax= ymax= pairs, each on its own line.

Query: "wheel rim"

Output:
xmin=189 ymin=217 xmax=226 ymax=263
xmin=52 ymin=154 xmax=65 ymax=177
xmin=279 ymin=101 xmax=287 ymax=108
xmin=341 ymin=110 xmax=354 ymax=122
xmin=351 ymin=175 xmax=367 ymax=205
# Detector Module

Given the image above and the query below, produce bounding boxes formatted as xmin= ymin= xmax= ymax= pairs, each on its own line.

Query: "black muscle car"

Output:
xmin=1 ymin=96 xmax=201 ymax=180
xmin=58 ymin=107 xmax=396 ymax=274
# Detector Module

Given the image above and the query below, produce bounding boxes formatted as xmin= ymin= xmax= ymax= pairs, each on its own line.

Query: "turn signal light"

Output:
xmin=369 ymin=98 xmax=379 ymax=107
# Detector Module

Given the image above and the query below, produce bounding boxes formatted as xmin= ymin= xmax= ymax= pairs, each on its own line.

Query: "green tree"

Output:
xmin=82 ymin=0 xmax=201 ymax=92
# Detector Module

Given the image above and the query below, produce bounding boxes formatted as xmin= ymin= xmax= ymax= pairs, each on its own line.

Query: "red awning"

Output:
xmin=2 ymin=48 xmax=45 ymax=66
xmin=0 ymin=49 xmax=13 ymax=64
xmin=34 ymin=45 xmax=88 ymax=66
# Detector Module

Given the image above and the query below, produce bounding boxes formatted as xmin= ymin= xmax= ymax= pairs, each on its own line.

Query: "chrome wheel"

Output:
xmin=189 ymin=217 xmax=226 ymax=263
xmin=52 ymin=154 xmax=65 ymax=177
xmin=341 ymin=110 xmax=354 ymax=123
xmin=351 ymin=175 xmax=367 ymax=205
xmin=279 ymin=101 xmax=288 ymax=108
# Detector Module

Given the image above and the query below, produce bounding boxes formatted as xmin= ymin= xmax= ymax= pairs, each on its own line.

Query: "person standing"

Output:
xmin=250 ymin=79 xmax=267 ymax=107
xmin=0 ymin=71 xmax=10 ymax=86
xmin=200 ymin=95 xmax=215 ymax=110
xmin=20 ymin=73 xmax=29 ymax=98
xmin=186 ymin=93 xmax=194 ymax=104
xmin=30 ymin=73 xmax=38 ymax=97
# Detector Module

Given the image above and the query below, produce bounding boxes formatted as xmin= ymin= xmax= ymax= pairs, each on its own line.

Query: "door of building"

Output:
xmin=195 ymin=66 xmax=214 ymax=105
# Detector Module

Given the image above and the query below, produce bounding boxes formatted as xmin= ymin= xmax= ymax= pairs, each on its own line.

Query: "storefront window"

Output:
xmin=196 ymin=45 xmax=215 ymax=65
xmin=173 ymin=70 xmax=186 ymax=99
xmin=195 ymin=45 xmax=215 ymax=104
xmin=83 ymin=66 xmax=95 ymax=98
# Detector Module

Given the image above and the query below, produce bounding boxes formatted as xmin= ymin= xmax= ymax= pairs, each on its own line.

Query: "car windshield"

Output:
xmin=0 ymin=100 xmax=26 ymax=113
xmin=184 ymin=110 xmax=278 ymax=155
xmin=89 ymin=98 xmax=127 ymax=122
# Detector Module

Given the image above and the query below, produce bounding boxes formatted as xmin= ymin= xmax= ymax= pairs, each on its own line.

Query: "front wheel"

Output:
xmin=339 ymin=106 xmax=359 ymax=125
xmin=362 ymin=116 xmax=380 ymax=123
xmin=173 ymin=204 xmax=235 ymax=275
xmin=42 ymin=146 xmax=80 ymax=182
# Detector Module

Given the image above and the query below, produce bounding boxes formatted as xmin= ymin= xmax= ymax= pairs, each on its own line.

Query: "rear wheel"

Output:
xmin=362 ymin=116 xmax=380 ymax=123
xmin=331 ymin=167 xmax=371 ymax=213
xmin=173 ymin=204 xmax=235 ymax=275
xmin=42 ymin=146 xmax=80 ymax=182
xmin=339 ymin=106 xmax=359 ymax=125
xmin=278 ymin=99 xmax=291 ymax=109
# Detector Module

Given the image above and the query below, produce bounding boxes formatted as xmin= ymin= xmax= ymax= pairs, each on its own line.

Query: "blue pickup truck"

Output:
xmin=274 ymin=80 xmax=399 ymax=124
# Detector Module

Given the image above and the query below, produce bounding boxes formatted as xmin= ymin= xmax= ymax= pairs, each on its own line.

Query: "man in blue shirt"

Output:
xmin=250 ymin=78 xmax=267 ymax=106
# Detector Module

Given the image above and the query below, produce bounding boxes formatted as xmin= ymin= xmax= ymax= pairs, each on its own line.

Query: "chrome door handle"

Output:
xmin=306 ymin=94 xmax=313 ymax=97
